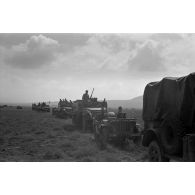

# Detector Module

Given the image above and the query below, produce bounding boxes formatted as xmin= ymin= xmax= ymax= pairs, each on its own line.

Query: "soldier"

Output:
xmin=103 ymin=98 xmax=107 ymax=107
xmin=117 ymin=106 xmax=126 ymax=118
xmin=82 ymin=90 xmax=89 ymax=101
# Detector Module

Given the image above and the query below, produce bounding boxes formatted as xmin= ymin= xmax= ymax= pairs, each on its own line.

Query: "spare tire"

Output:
xmin=160 ymin=120 xmax=184 ymax=155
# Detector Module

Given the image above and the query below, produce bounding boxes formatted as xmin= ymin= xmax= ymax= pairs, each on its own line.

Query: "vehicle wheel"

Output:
xmin=160 ymin=120 xmax=183 ymax=155
xmin=99 ymin=127 xmax=108 ymax=150
xmin=133 ymin=136 xmax=141 ymax=145
xmin=148 ymin=141 xmax=169 ymax=162
xmin=94 ymin=130 xmax=101 ymax=148
xmin=95 ymin=127 xmax=108 ymax=150
xmin=82 ymin=116 xmax=87 ymax=132
xmin=82 ymin=111 xmax=93 ymax=132
xmin=114 ymin=136 xmax=126 ymax=148
xmin=72 ymin=115 xmax=77 ymax=125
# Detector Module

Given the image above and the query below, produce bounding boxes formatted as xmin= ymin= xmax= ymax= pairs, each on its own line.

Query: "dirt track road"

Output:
xmin=0 ymin=107 xmax=147 ymax=161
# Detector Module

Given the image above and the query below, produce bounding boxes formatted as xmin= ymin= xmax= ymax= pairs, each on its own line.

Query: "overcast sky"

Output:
xmin=0 ymin=33 xmax=195 ymax=103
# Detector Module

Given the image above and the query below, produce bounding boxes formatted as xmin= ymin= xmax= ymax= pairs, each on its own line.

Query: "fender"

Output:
xmin=142 ymin=128 xmax=161 ymax=147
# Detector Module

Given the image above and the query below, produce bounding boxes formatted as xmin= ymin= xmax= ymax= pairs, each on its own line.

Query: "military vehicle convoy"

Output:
xmin=52 ymin=99 xmax=73 ymax=119
xmin=16 ymin=106 xmax=23 ymax=109
xmin=32 ymin=102 xmax=50 ymax=112
xmin=66 ymin=89 xmax=142 ymax=149
xmin=0 ymin=105 xmax=8 ymax=109
xmin=142 ymin=73 xmax=195 ymax=161
xmin=30 ymin=72 xmax=195 ymax=161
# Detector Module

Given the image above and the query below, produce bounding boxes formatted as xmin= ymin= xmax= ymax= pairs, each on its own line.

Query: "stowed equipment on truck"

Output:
xmin=142 ymin=73 xmax=195 ymax=161
xmin=32 ymin=102 xmax=50 ymax=112
xmin=52 ymin=99 xmax=73 ymax=119
xmin=72 ymin=89 xmax=108 ymax=132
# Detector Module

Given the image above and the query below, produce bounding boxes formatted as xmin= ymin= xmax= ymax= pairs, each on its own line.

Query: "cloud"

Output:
xmin=57 ymin=34 xmax=138 ymax=73
xmin=2 ymin=33 xmax=195 ymax=103
xmin=53 ymin=34 xmax=167 ymax=76
xmin=161 ymin=34 xmax=195 ymax=76
xmin=127 ymin=40 xmax=165 ymax=74
xmin=72 ymin=34 xmax=167 ymax=75
xmin=3 ymin=35 xmax=59 ymax=69
xmin=55 ymin=35 xmax=111 ymax=73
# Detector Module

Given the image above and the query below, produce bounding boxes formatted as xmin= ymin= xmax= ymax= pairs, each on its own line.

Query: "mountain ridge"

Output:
xmin=0 ymin=96 xmax=143 ymax=109
xmin=107 ymin=96 xmax=143 ymax=109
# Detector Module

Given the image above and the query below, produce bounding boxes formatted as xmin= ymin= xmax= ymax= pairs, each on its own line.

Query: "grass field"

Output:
xmin=0 ymin=107 xmax=147 ymax=161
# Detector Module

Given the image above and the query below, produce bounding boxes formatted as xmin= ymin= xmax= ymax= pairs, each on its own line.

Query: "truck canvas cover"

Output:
xmin=143 ymin=73 xmax=195 ymax=128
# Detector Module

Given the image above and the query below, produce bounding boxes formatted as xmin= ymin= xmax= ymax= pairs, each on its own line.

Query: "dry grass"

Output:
xmin=0 ymin=107 xmax=147 ymax=161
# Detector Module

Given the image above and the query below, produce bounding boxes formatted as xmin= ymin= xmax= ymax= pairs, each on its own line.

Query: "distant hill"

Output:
xmin=47 ymin=96 xmax=143 ymax=109
xmin=0 ymin=96 xmax=143 ymax=109
xmin=107 ymin=96 xmax=143 ymax=109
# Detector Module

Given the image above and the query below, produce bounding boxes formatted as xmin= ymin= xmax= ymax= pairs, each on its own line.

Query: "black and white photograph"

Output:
xmin=1 ymin=33 xmax=195 ymax=162
xmin=1 ymin=1 xmax=195 ymax=195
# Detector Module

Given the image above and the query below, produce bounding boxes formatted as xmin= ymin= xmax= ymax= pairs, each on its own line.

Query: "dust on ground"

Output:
xmin=0 ymin=107 xmax=148 ymax=161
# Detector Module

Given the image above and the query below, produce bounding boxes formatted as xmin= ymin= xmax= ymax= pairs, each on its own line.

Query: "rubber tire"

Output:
xmin=82 ymin=111 xmax=93 ymax=132
xmin=148 ymin=141 xmax=170 ymax=162
xmin=82 ymin=116 xmax=87 ymax=132
xmin=133 ymin=136 xmax=141 ymax=145
xmin=160 ymin=120 xmax=183 ymax=155
xmin=95 ymin=127 xmax=108 ymax=150
xmin=114 ymin=136 xmax=126 ymax=148
xmin=100 ymin=127 xmax=108 ymax=150
xmin=94 ymin=130 xmax=101 ymax=148
xmin=72 ymin=115 xmax=77 ymax=125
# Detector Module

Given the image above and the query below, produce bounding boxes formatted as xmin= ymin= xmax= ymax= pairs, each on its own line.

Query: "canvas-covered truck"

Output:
xmin=94 ymin=111 xmax=142 ymax=149
xmin=72 ymin=98 xmax=107 ymax=132
xmin=142 ymin=73 xmax=195 ymax=161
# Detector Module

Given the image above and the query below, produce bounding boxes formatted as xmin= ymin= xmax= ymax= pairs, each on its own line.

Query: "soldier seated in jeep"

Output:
xmin=117 ymin=106 xmax=126 ymax=119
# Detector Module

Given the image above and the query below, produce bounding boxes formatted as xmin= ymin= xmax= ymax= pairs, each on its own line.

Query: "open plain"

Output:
xmin=0 ymin=107 xmax=147 ymax=162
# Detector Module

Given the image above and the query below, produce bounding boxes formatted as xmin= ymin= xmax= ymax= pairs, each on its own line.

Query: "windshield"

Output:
xmin=86 ymin=107 xmax=106 ymax=111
